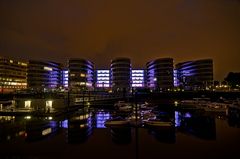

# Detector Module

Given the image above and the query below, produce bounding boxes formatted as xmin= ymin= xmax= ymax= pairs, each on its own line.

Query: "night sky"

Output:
xmin=0 ymin=0 xmax=240 ymax=80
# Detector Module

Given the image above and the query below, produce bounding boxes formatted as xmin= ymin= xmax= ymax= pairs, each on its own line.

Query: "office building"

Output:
xmin=95 ymin=70 xmax=110 ymax=89
xmin=176 ymin=59 xmax=213 ymax=90
xmin=27 ymin=60 xmax=62 ymax=91
xmin=131 ymin=69 xmax=145 ymax=88
xmin=146 ymin=58 xmax=174 ymax=91
xmin=0 ymin=57 xmax=27 ymax=93
xmin=68 ymin=58 xmax=94 ymax=91
xmin=62 ymin=69 xmax=68 ymax=88
xmin=174 ymin=69 xmax=179 ymax=87
xmin=110 ymin=58 xmax=131 ymax=92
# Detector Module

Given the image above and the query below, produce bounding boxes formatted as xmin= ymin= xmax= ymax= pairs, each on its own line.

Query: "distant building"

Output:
xmin=174 ymin=69 xmax=179 ymax=87
xmin=95 ymin=69 xmax=110 ymax=89
xmin=1 ymin=57 xmax=215 ymax=93
xmin=176 ymin=59 xmax=213 ymax=90
xmin=146 ymin=58 xmax=174 ymax=91
xmin=131 ymin=69 xmax=145 ymax=88
xmin=27 ymin=60 xmax=62 ymax=91
xmin=110 ymin=57 xmax=131 ymax=92
xmin=68 ymin=58 xmax=94 ymax=92
xmin=62 ymin=69 xmax=68 ymax=88
xmin=0 ymin=57 xmax=27 ymax=93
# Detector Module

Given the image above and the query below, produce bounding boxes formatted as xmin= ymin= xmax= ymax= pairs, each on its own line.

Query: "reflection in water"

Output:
xmin=61 ymin=119 xmax=68 ymax=128
xmin=146 ymin=111 xmax=176 ymax=144
xmin=25 ymin=119 xmax=59 ymax=142
xmin=95 ymin=111 xmax=111 ymax=128
xmin=66 ymin=112 xmax=93 ymax=144
xmin=228 ymin=107 xmax=240 ymax=128
xmin=109 ymin=127 xmax=132 ymax=144
xmin=175 ymin=111 xmax=192 ymax=127
xmin=148 ymin=126 xmax=176 ymax=144
xmin=176 ymin=111 xmax=216 ymax=140
xmin=0 ymin=116 xmax=25 ymax=142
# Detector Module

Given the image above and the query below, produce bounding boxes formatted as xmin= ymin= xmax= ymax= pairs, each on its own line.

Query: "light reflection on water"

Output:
xmin=0 ymin=108 xmax=240 ymax=158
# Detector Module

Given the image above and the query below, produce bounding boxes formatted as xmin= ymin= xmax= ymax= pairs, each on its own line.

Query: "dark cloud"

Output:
xmin=0 ymin=0 xmax=240 ymax=80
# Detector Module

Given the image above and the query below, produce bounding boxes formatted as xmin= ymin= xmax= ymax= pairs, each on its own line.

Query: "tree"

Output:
xmin=224 ymin=72 xmax=240 ymax=88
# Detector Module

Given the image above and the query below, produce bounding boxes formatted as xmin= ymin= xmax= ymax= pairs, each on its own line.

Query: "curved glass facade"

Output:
xmin=176 ymin=59 xmax=213 ymax=90
xmin=68 ymin=58 xmax=94 ymax=91
xmin=146 ymin=58 xmax=174 ymax=91
xmin=110 ymin=58 xmax=131 ymax=92
xmin=27 ymin=60 xmax=62 ymax=91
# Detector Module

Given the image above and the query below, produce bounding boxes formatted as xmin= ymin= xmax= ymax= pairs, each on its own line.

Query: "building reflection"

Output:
xmin=66 ymin=111 xmax=93 ymax=144
xmin=227 ymin=108 xmax=240 ymax=128
xmin=176 ymin=111 xmax=216 ymax=140
xmin=0 ymin=116 xmax=26 ymax=142
xmin=147 ymin=126 xmax=176 ymax=144
xmin=95 ymin=110 xmax=111 ymax=128
xmin=25 ymin=118 xmax=59 ymax=142
xmin=147 ymin=111 xmax=176 ymax=144
xmin=109 ymin=127 xmax=132 ymax=144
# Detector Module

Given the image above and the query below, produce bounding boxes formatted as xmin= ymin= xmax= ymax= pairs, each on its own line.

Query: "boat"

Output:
xmin=229 ymin=98 xmax=240 ymax=109
xmin=104 ymin=117 xmax=129 ymax=127
xmin=127 ymin=111 xmax=142 ymax=127
xmin=144 ymin=119 xmax=174 ymax=128
xmin=203 ymin=102 xmax=229 ymax=113
xmin=114 ymin=101 xmax=132 ymax=112
xmin=114 ymin=101 xmax=128 ymax=108
xmin=180 ymin=98 xmax=211 ymax=106
xmin=142 ymin=112 xmax=156 ymax=122
xmin=139 ymin=102 xmax=156 ymax=110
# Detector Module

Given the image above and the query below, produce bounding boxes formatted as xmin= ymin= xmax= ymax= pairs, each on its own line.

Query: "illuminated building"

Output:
xmin=95 ymin=70 xmax=110 ymax=88
xmin=27 ymin=60 xmax=62 ymax=91
xmin=62 ymin=69 xmax=68 ymax=88
xmin=174 ymin=69 xmax=179 ymax=87
xmin=110 ymin=57 xmax=131 ymax=92
xmin=0 ymin=57 xmax=27 ymax=93
xmin=68 ymin=58 xmax=94 ymax=91
xmin=146 ymin=58 xmax=174 ymax=91
xmin=131 ymin=69 xmax=145 ymax=88
xmin=176 ymin=59 xmax=213 ymax=90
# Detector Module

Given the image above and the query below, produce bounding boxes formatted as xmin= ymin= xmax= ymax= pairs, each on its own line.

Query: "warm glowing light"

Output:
xmin=42 ymin=128 xmax=52 ymax=136
xmin=44 ymin=66 xmax=53 ymax=71
xmin=80 ymin=73 xmax=86 ymax=77
xmin=174 ymin=101 xmax=178 ymax=106
xmin=80 ymin=82 xmax=86 ymax=85
xmin=24 ymin=100 xmax=31 ymax=108
xmin=46 ymin=100 xmax=53 ymax=109
xmin=80 ymin=124 xmax=86 ymax=128
xmin=24 ymin=116 xmax=31 ymax=119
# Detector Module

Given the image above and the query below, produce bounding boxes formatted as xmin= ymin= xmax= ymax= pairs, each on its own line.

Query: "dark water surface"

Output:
xmin=0 ymin=108 xmax=240 ymax=159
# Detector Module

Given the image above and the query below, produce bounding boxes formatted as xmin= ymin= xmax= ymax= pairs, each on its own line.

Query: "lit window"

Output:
xmin=80 ymin=82 xmax=86 ymax=85
xmin=21 ymin=63 xmax=27 ymax=66
xmin=46 ymin=100 xmax=53 ymax=109
xmin=80 ymin=73 xmax=86 ymax=77
xmin=25 ymin=100 xmax=31 ymax=108
xmin=44 ymin=67 xmax=53 ymax=71
xmin=42 ymin=128 xmax=52 ymax=136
